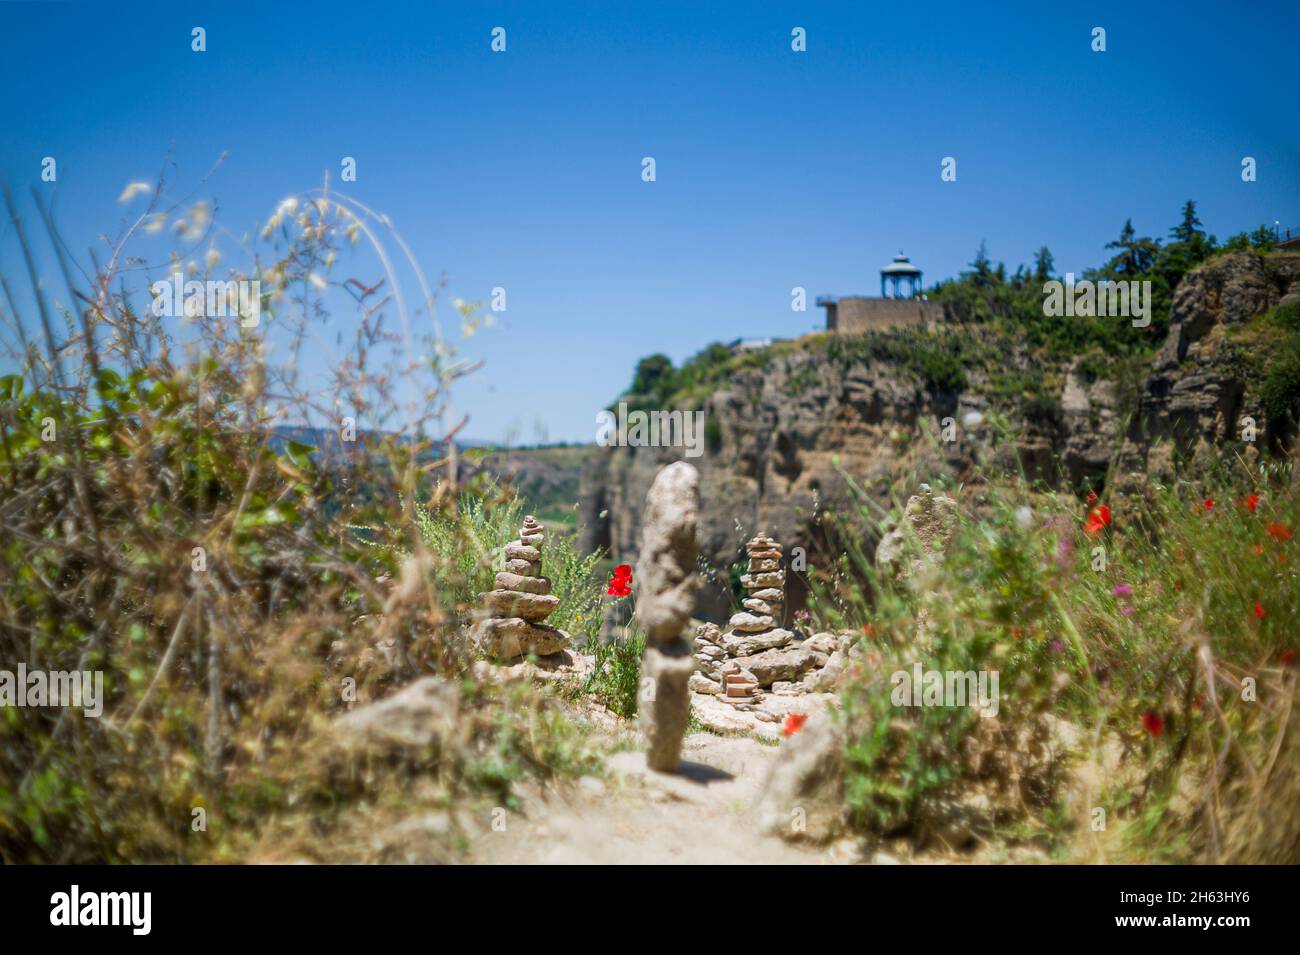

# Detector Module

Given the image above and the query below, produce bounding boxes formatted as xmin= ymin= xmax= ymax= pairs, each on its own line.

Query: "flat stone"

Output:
xmin=504 ymin=558 xmax=540 ymax=576
xmin=751 ymin=588 xmax=783 ymax=602
xmin=688 ymin=673 xmax=721 ymax=695
xmin=495 ymin=572 xmax=552 ymax=594
xmin=722 ymin=628 xmax=793 ymax=657
xmin=474 ymin=617 xmax=569 ymax=659
xmin=729 ymin=611 xmax=777 ymax=633
xmin=505 ymin=542 xmax=542 ymax=562
xmin=746 ymin=549 xmax=782 ymax=561
xmin=731 ymin=645 xmax=817 ymax=687
xmin=479 ymin=589 xmax=559 ymax=622
xmin=519 ymin=533 xmax=545 ymax=548
xmin=803 ymin=632 xmax=838 ymax=655
xmin=743 ymin=597 xmax=779 ymax=616
xmin=740 ymin=571 xmax=785 ymax=589
xmin=748 ymin=557 xmax=782 ymax=573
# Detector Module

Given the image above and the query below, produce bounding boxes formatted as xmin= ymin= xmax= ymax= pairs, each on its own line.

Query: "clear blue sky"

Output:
xmin=2 ymin=0 xmax=1297 ymax=443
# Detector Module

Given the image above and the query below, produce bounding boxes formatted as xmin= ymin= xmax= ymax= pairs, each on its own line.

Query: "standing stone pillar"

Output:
xmin=636 ymin=462 xmax=700 ymax=772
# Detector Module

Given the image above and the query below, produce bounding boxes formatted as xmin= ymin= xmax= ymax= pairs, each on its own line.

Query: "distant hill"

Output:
xmin=461 ymin=444 xmax=596 ymax=529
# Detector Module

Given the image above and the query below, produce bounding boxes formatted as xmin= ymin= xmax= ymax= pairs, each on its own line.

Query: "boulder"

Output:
xmin=755 ymin=713 xmax=846 ymax=842
xmin=332 ymin=677 xmax=461 ymax=756
xmin=474 ymin=617 xmax=569 ymax=659
xmin=479 ymin=589 xmax=559 ymax=622
xmin=732 ymin=645 xmax=817 ymax=686
xmin=722 ymin=627 xmax=794 ymax=657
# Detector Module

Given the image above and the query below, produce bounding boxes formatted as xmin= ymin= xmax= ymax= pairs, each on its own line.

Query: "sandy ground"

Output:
xmin=468 ymin=732 xmax=856 ymax=865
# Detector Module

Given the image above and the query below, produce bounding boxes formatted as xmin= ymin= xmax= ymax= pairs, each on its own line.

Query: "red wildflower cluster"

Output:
xmin=1267 ymin=524 xmax=1293 ymax=542
xmin=1240 ymin=494 xmax=1260 ymax=514
xmin=1142 ymin=710 xmax=1165 ymax=737
xmin=607 ymin=563 xmax=633 ymax=598
xmin=782 ymin=713 xmax=808 ymax=737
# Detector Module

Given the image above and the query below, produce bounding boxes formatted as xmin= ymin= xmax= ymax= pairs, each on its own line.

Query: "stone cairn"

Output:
xmin=473 ymin=515 xmax=568 ymax=660
xmin=692 ymin=533 xmax=843 ymax=702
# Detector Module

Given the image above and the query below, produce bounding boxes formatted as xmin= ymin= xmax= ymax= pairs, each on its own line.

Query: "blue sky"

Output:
xmin=2 ymin=0 xmax=1297 ymax=443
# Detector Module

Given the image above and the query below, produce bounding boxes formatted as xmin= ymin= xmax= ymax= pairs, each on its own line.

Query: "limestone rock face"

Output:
xmin=636 ymin=462 xmax=701 ymax=772
xmin=582 ymin=256 xmax=1300 ymax=621
xmin=1115 ymin=252 xmax=1300 ymax=492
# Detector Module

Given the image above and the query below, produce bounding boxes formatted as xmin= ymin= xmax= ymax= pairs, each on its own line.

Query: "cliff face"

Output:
xmin=1114 ymin=252 xmax=1300 ymax=489
xmin=581 ymin=252 xmax=1300 ymax=622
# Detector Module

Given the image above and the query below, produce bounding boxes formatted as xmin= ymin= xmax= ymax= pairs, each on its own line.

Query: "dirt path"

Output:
xmin=468 ymin=732 xmax=852 ymax=865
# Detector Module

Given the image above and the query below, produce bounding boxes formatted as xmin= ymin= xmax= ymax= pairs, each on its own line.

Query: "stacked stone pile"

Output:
xmin=690 ymin=533 xmax=844 ymax=703
xmin=473 ymin=515 xmax=569 ymax=660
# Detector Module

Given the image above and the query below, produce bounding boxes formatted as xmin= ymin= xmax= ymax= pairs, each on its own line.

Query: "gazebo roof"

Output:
xmin=881 ymin=252 xmax=922 ymax=276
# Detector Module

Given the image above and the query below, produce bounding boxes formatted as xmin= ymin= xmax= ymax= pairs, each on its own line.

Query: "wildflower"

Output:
xmin=962 ymin=410 xmax=983 ymax=428
xmin=1202 ymin=499 xmax=1214 ymax=511
xmin=1087 ymin=491 xmax=1098 ymax=505
xmin=1281 ymin=649 xmax=1296 ymax=667
xmin=1254 ymin=601 xmax=1266 ymax=619
xmin=782 ymin=713 xmax=808 ymax=737
xmin=1050 ymin=640 xmax=1065 ymax=653
xmin=1240 ymin=494 xmax=1260 ymax=513
xmin=1253 ymin=545 xmax=1265 ymax=555
xmin=1084 ymin=504 xmax=1111 ymax=536
xmin=1121 ymin=605 xmax=1135 ymax=617
xmin=607 ymin=564 xmax=633 ymax=598
xmin=1142 ymin=711 xmax=1164 ymax=737
xmin=1112 ymin=584 xmax=1133 ymax=597
xmin=1014 ymin=505 xmax=1033 ymax=529
xmin=1266 ymin=524 xmax=1293 ymax=542
xmin=862 ymin=623 xmax=877 ymax=637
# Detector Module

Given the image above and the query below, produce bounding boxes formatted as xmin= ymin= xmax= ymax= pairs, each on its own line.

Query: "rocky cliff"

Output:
xmin=581 ymin=252 xmax=1300 ymax=620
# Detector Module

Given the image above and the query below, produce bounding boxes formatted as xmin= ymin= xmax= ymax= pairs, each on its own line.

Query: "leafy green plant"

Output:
xmin=584 ymin=621 xmax=645 ymax=718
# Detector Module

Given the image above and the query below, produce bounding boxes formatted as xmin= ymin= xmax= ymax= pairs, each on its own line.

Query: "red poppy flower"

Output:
xmin=1253 ymin=545 xmax=1265 ymax=556
xmin=1240 ymin=494 xmax=1260 ymax=514
xmin=1267 ymin=524 xmax=1293 ymax=542
xmin=1202 ymin=499 xmax=1214 ymax=511
xmin=862 ymin=623 xmax=877 ymax=637
xmin=1254 ymin=602 xmax=1266 ymax=619
xmin=1087 ymin=491 xmax=1098 ymax=505
xmin=1084 ymin=504 xmax=1111 ymax=536
xmin=607 ymin=564 xmax=633 ymax=597
xmin=1281 ymin=649 xmax=1296 ymax=668
xmin=1142 ymin=711 xmax=1164 ymax=737
xmin=782 ymin=713 xmax=808 ymax=737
